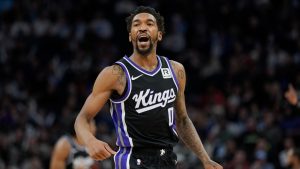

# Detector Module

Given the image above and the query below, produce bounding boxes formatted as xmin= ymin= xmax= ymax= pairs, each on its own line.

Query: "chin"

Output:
xmin=137 ymin=49 xmax=151 ymax=56
xmin=136 ymin=45 xmax=153 ymax=56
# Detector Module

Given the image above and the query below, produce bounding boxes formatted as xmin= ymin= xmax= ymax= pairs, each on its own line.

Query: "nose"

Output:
xmin=138 ymin=29 xmax=147 ymax=34
xmin=138 ymin=24 xmax=148 ymax=32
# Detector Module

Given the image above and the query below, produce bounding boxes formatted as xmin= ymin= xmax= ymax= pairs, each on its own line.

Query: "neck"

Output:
xmin=132 ymin=51 xmax=157 ymax=59
xmin=130 ymin=52 xmax=158 ymax=71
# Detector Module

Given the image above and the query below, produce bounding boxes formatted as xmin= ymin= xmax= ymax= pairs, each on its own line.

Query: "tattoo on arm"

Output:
xmin=112 ymin=65 xmax=123 ymax=76
xmin=172 ymin=61 xmax=217 ymax=165
xmin=177 ymin=69 xmax=185 ymax=80
xmin=176 ymin=67 xmax=186 ymax=98
xmin=177 ymin=114 xmax=210 ymax=163
xmin=112 ymin=65 xmax=126 ymax=86
xmin=171 ymin=61 xmax=185 ymax=80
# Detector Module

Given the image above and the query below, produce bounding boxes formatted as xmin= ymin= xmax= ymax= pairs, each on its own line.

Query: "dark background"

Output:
xmin=0 ymin=0 xmax=300 ymax=168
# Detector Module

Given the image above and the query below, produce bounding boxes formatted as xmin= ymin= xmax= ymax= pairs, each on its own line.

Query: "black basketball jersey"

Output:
xmin=110 ymin=55 xmax=179 ymax=148
xmin=64 ymin=135 xmax=94 ymax=169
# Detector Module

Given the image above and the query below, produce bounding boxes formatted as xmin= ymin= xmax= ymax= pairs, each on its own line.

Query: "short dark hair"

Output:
xmin=125 ymin=6 xmax=165 ymax=34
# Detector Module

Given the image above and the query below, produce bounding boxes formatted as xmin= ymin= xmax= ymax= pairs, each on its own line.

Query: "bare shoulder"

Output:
xmin=100 ymin=64 xmax=125 ymax=77
xmin=169 ymin=60 xmax=185 ymax=80
xmin=50 ymin=136 xmax=71 ymax=163
xmin=170 ymin=60 xmax=184 ymax=69
xmin=54 ymin=137 xmax=71 ymax=150
xmin=110 ymin=64 xmax=125 ymax=76
xmin=93 ymin=64 xmax=126 ymax=94
xmin=52 ymin=136 xmax=71 ymax=159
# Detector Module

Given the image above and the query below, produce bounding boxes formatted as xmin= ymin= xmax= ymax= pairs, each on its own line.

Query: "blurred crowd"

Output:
xmin=1 ymin=0 xmax=300 ymax=169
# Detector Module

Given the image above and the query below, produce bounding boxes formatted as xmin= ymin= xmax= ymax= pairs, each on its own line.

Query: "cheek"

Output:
xmin=130 ymin=32 xmax=137 ymax=41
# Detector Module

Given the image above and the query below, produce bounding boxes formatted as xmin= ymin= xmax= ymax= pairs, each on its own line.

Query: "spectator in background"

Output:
xmin=286 ymin=148 xmax=300 ymax=169
xmin=225 ymin=149 xmax=249 ymax=169
xmin=250 ymin=150 xmax=274 ymax=169
xmin=1 ymin=1 xmax=300 ymax=168
xmin=279 ymin=137 xmax=295 ymax=168
xmin=285 ymin=84 xmax=300 ymax=108
xmin=50 ymin=117 xmax=99 ymax=169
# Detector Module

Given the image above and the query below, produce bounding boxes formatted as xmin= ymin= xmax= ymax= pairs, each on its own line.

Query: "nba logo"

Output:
xmin=161 ymin=68 xmax=172 ymax=79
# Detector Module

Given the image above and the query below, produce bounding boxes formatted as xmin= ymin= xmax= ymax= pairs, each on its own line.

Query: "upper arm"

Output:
xmin=170 ymin=60 xmax=188 ymax=120
xmin=50 ymin=138 xmax=70 ymax=169
xmin=79 ymin=65 xmax=126 ymax=119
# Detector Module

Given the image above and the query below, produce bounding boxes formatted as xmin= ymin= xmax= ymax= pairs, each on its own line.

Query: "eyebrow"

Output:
xmin=132 ymin=18 xmax=156 ymax=23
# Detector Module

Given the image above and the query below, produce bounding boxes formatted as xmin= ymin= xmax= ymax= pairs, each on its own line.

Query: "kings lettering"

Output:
xmin=132 ymin=88 xmax=176 ymax=113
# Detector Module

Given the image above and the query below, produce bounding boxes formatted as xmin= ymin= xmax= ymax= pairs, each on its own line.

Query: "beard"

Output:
xmin=136 ymin=41 xmax=153 ymax=56
xmin=135 ymin=36 xmax=154 ymax=56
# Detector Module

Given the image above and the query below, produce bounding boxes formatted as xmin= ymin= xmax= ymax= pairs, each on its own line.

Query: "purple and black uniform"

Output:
xmin=110 ymin=55 xmax=179 ymax=169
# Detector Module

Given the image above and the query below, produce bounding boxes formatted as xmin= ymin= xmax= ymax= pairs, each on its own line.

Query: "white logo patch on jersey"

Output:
xmin=132 ymin=88 xmax=176 ymax=113
xmin=161 ymin=68 xmax=172 ymax=79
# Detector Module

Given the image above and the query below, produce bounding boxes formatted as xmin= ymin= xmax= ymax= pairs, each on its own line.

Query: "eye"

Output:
xmin=147 ymin=22 xmax=154 ymax=26
xmin=132 ymin=22 xmax=140 ymax=27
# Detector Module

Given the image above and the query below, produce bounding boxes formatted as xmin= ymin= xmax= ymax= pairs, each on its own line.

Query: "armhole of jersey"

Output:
xmin=110 ymin=61 xmax=132 ymax=103
xmin=164 ymin=57 xmax=179 ymax=92
xmin=64 ymin=135 xmax=76 ymax=149
xmin=64 ymin=135 xmax=72 ymax=146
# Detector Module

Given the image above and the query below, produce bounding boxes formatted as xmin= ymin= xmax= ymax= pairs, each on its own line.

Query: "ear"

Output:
xmin=129 ymin=33 xmax=132 ymax=42
xmin=158 ymin=31 xmax=163 ymax=41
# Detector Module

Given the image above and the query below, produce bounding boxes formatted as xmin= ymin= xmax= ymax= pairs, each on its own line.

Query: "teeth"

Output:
xmin=138 ymin=34 xmax=148 ymax=39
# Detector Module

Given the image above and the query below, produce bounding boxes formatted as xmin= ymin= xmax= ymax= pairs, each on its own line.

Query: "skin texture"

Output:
xmin=286 ymin=148 xmax=300 ymax=169
xmin=50 ymin=137 xmax=70 ymax=169
xmin=75 ymin=12 xmax=223 ymax=169
xmin=171 ymin=61 xmax=222 ymax=168
xmin=285 ymin=84 xmax=298 ymax=106
xmin=130 ymin=13 xmax=162 ymax=57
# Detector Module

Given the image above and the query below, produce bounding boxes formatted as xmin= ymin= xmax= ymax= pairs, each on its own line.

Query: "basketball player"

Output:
xmin=286 ymin=147 xmax=300 ymax=169
xmin=50 ymin=118 xmax=99 ymax=169
xmin=75 ymin=6 xmax=223 ymax=169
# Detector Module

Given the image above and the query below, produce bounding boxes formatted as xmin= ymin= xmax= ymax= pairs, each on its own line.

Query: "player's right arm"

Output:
xmin=75 ymin=65 xmax=126 ymax=161
xmin=50 ymin=137 xmax=70 ymax=169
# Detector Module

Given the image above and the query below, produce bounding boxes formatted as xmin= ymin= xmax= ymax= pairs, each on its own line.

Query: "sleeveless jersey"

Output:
xmin=64 ymin=135 xmax=94 ymax=169
xmin=110 ymin=55 xmax=179 ymax=148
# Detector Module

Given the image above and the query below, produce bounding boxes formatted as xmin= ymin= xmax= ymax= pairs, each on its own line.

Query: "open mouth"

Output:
xmin=138 ymin=35 xmax=150 ymax=43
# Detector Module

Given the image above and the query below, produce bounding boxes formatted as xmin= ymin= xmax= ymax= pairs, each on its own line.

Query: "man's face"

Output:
xmin=129 ymin=13 xmax=162 ymax=56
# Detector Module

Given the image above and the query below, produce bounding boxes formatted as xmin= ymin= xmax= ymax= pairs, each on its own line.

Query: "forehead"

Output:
xmin=132 ymin=13 xmax=157 ymax=23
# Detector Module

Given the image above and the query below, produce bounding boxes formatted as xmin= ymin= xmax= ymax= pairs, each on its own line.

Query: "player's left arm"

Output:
xmin=170 ymin=60 xmax=223 ymax=169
